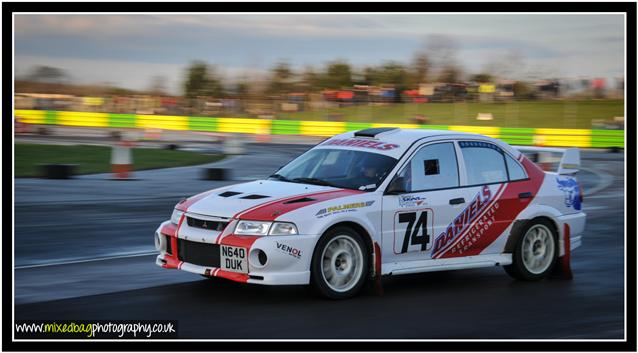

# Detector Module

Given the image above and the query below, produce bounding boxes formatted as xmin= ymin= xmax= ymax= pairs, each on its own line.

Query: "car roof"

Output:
xmin=313 ymin=127 xmax=519 ymax=159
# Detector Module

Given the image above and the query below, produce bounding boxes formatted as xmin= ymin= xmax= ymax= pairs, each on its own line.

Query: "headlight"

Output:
xmin=269 ymin=222 xmax=298 ymax=235
xmin=171 ymin=209 xmax=184 ymax=224
xmin=234 ymin=221 xmax=298 ymax=236
xmin=235 ymin=220 xmax=271 ymax=236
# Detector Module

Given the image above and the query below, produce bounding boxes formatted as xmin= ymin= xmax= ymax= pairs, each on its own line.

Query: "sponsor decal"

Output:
xmin=432 ymin=185 xmax=492 ymax=256
xmin=315 ymin=200 xmax=375 ymax=218
xmin=323 ymin=138 xmax=399 ymax=151
xmin=556 ymin=176 xmax=582 ymax=211
xmin=276 ymin=242 xmax=302 ymax=259
xmin=399 ymin=195 xmax=427 ymax=208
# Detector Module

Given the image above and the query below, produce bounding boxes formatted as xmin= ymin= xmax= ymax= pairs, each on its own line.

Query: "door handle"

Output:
xmin=519 ymin=192 xmax=533 ymax=199
xmin=449 ymin=197 xmax=465 ymax=205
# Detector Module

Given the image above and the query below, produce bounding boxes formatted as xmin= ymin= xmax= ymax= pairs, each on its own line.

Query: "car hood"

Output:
xmin=180 ymin=180 xmax=340 ymax=219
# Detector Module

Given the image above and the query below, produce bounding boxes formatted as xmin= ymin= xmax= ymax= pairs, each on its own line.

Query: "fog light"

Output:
xmin=154 ymin=231 xmax=166 ymax=252
xmin=154 ymin=232 xmax=161 ymax=251
xmin=250 ymin=248 xmax=268 ymax=268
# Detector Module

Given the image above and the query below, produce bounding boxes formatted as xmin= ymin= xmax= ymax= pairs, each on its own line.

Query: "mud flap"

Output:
xmin=551 ymin=224 xmax=573 ymax=279
xmin=374 ymin=243 xmax=384 ymax=296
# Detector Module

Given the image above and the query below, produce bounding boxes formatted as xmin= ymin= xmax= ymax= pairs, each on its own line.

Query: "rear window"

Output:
xmin=459 ymin=141 xmax=508 ymax=185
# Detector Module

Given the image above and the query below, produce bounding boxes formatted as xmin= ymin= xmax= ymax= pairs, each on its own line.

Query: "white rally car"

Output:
xmin=155 ymin=128 xmax=586 ymax=299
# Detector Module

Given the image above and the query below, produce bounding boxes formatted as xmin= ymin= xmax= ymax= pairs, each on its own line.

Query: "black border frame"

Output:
xmin=2 ymin=2 xmax=636 ymax=351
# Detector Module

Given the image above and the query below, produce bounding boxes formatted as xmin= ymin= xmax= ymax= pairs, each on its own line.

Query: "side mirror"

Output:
xmin=385 ymin=177 xmax=407 ymax=195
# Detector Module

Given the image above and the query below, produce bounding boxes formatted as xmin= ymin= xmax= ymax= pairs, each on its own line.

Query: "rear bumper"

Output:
xmin=557 ymin=212 xmax=586 ymax=255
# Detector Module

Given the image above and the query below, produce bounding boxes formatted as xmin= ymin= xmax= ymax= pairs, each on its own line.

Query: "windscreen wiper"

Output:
xmin=268 ymin=173 xmax=291 ymax=182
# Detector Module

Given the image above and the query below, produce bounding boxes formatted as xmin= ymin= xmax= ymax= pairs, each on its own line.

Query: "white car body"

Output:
xmin=155 ymin=128 xmax=586 ymax=287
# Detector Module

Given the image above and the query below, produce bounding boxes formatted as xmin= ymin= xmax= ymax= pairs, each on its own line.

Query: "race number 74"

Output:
xmin=395 ymin=210 xmax=433 ymax=254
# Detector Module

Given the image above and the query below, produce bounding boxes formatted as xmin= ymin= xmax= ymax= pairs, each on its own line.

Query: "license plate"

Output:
xmin=220 ymin=245 xmax=248 ymax=273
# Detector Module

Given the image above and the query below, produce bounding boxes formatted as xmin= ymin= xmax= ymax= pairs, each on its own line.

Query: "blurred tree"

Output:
xmin=470 ymin=73 xmax=493 ymax=83
xmin=28 ymin=66 xmax=68 ymax=84
xmin=438 ymin=65 xmax=463 ymax=83
xmin=148 ymin=75 xmax=167 ymax=96
xmin=322 ymin=61 xmax=353 ymax=89
xmin=234 ymin=80 xmax=249 ymax=97
xmin=183 ymin=61 xmax=224 ymax=101
xmin=409 ymin=52 xmax=431 ymax=86
xmin=377 ymin=62 xmax=408 ymax=87
xmin=423 ymin=34 xmax=461 ymax=83
xmin=362 ymin=67 xmax=379 ymax=86
xmin=267 ymin=61 xmax=295 ymax=95
xmin=300 ymin=66 xmax=320 ymax=92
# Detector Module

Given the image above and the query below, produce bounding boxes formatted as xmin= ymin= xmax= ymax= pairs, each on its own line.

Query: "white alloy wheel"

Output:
xmin=521 ymin=224 xmax=556 ymax=274
xmin=320 ymin=235 xmax=364 ymax=293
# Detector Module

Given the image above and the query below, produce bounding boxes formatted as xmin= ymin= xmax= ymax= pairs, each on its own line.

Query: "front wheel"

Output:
xmin=504 ymin=219 xmax=558 ymax=281
xmin=310 ymin=227 xmax=369 ymax=299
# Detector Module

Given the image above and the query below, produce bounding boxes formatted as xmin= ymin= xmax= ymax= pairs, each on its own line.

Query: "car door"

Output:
xmin=381 ymin=141 xmax=478 ymax=263
xmin=431 ymin=140 xmax=513 ymax=259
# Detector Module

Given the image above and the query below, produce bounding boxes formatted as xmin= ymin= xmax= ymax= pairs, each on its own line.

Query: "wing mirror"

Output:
xmin=385 ymin=177 xmax=407 ymax=195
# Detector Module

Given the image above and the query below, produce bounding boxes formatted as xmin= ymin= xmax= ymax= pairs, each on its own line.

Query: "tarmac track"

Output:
xmin=13 ymin=144 xmax=625 ymax=339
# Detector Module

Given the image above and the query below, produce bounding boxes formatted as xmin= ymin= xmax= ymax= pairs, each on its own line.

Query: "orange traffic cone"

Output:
xmin=111 ymin=139 xmax=134 ymax=179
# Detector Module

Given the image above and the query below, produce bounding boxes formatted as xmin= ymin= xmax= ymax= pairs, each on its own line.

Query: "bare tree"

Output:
xmin=28 ymin=66 xmax=68 ymax=84
xmin=148 ymin=75 xmax=167 ymax=96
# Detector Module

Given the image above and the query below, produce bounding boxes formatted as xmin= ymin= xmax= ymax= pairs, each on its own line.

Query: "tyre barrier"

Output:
xmin=40 ymin=164 xmax=76 ymax=179
xmin=202 ymin=168 xmax=228 ymax=181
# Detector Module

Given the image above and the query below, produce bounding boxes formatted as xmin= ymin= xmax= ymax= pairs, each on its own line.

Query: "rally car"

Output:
xmin=154 ymin=128 xmax=586 ymax=299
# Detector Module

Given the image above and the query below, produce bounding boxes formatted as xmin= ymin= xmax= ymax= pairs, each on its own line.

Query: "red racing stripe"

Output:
xmin=175 ymin=190 xmax=217 ymax=212
xmin=438 ymin=156 xmax=545 ymax=258
xmin=237 ymin=189 xmax=362 ymax=221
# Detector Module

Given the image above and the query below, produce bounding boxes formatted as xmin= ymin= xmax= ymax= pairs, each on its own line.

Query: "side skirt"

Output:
xmin=383 ymin=254 xmax=513 ymax=276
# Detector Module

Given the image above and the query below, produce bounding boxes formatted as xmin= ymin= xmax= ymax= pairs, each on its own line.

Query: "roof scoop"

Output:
xmin=354 ymin=127 xmax=398 ymax=138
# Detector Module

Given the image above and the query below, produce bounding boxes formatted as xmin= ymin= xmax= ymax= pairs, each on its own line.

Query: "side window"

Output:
xmin=396 ymin=142 xmax=459 ymax=192
xmin=459 ymin=141 xmax=508 ymax=185
xmin=505 ymin=154 xmax=527 ymax=181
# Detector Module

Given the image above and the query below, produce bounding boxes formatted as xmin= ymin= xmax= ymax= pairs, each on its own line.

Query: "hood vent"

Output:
xmin=240 ymin=194 xmax=270 ymax=200
xmin=219 ymin=191 xmax=242 ymax=197
xmin=283 ymin=197 xmax=316 ymax=204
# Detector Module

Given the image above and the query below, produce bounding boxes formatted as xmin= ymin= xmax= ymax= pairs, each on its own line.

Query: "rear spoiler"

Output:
xmin=513 ymin=146 xmax=580 ymax=175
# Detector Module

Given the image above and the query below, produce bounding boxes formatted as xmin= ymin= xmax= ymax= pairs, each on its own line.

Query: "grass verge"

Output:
xmin=278 ymin=99 xmax=624 ymax=129
xmin=15 ymin=143 xmax=225 ymax=177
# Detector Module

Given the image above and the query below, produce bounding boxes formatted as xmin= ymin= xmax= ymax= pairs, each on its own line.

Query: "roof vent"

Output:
xmin=240 ymin=194 xmax=270 ymax=200
xmin=354 ymin=127 xmax=398 ymax=138
xmin=283 ymin=197 xmax=316 ymax=204
xmin=219 ymin=191 xmax=241 ymax=197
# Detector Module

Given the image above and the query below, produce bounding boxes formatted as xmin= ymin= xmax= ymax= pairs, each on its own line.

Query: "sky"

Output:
xmin=14 ymin=13 xmax=625 ymax=95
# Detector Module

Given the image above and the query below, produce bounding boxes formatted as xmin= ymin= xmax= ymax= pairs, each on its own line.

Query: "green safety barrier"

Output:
xmin=14 ymin=109 xmax=625 ymax=148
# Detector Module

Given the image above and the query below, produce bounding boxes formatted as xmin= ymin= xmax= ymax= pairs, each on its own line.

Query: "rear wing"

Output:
xmin=513 ymin=146 xmax=580 ymax=175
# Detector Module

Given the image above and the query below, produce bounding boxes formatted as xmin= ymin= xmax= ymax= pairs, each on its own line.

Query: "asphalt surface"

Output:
xmin=13 ymin=142 xmax=625 ymax=339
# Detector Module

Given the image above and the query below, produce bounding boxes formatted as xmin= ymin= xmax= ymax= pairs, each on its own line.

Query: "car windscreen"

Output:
xmin=270 ymin=148 xmax=398 ymax=191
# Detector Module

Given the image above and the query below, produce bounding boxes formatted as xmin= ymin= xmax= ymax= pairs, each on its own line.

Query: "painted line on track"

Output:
xmin=580 ymin=166 xmax=616 ymax=196
xmin=15 ymin=251 xmax=158 ymax=270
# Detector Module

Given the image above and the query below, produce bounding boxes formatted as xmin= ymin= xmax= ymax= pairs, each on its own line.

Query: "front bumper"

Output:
xmin=154 ymin=220 xmax=316 ymax=285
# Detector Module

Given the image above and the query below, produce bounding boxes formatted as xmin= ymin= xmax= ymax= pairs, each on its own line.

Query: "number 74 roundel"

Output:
xmin=393 ymin=209 xmax=434 ymax=254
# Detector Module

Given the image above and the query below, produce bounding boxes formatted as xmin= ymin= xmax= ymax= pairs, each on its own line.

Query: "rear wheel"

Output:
xmin=505 ymin=219 xmax=558 ymax=281
xmin=310 ymin=226 xmax=369 ymax=299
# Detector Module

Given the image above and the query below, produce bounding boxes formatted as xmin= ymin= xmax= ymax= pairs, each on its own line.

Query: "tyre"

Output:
xmin=310 ymin=226 xmax=369 ymax=299
xmin=504 ymin=218 xmax=558 ymax=281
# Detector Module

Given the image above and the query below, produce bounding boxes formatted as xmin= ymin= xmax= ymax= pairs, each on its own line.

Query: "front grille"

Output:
xmin=186 ymin=216 xmax=228 ymax=231
xmin=177 ymin=239 xmax=220 ymax=268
